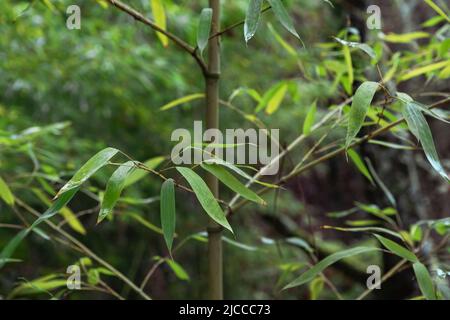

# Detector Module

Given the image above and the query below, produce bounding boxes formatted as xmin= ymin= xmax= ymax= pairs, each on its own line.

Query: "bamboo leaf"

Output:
xmin=381 ymin=32 xmax=429 ymax=43
xmin=160 ymin=179 xmax=176 ymax=252
xmin=413 ymin=262 xmax=437 ymax=300
xmin=244 ymin=0 xmax=264 ymax=43
xmin=303 ymin=101 xmax=317 ymax=135
xmin=98 ymin=161 xmax=136 ymax=223
xmin=166 ymin=259 xmax=190 ymax=281
xmin=159 ymin=93 xmax=205 ymax=111
xmin=347 ymin=149 xmax=374 ymax=184
xmin=402 ymin=101 xmax=449 ymax=182
xmin=0 ymin=175 xmax=15 ymax=206
xmin=323 ymin=225 xmax=402 ymax=240
xmin=267 ymin=0 xmax=300 ymax=40
xmin=0 ymin=187 xmax=79 ymax=270
xmin=399 ymin=61 xmax=449 ymax=82
xmin=345 ymin=82 xmax=379 ymax=148
xmin=284 ymin=247 xmax=378 ymax=289
xmin=374 ymin=234 xmax=418 ymax=262
xmin=201 ymin=163 xmax=265 ymax=205
xmin=265 ymin=82 xmax=288 ymax=115
xmin=342 ymin=45 xmax=353 ymax=94
xmin=176 ymin=167 xmax=233 ymax=233
xmin=150 ymin=0 xmax=168 ymax=47
xmin=56 ymin=148 xmax=119 ymax=197
xmin=334 ymin=37 xmax=375 ymax=59
xmin=197 ymin=8 xmax=213 ymax=55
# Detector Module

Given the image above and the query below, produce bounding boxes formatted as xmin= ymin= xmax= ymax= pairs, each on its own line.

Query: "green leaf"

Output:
xmin=0 ymin=175 xmax=14 ymax=206
xmin=284 ymin=246 xmax=378 ymax=289
xmin=424 ymin=0 xmax=450 ymax=23
xmin=159 ymin=93 xmax=205 ymax=111
xmin=150 ymin=0 xmax=168 ymax=47
xmin=345 ymin=82 xmax=379 ymax=148
xmin=0 ymin=187 xmax=79 ymax=270
xmin=303 ymin=101 xmax=317 ymax=135
xmin=265 ymin=82 xmax=288 ymax=115
xmin=334 ymin=37 xmax=375 ymax=59
xmin=381 ymin=32 xmax=429 ymax=43
xmin=197 ymin=8 xmax=213 ymax=55
xmin=176 ymin=167 xmax=233 ymax=233
xmin=347 ymin=149 xmax=373 ymax=184
xmin=201 ymin=163 xmax=265 ymax=205
xmin=56 ymin=147 xmax=119 ymax=197
xmin=323 ymin=225 xmax=402 ymax=240
xmin=402 ymin=101 xmax=449 ymax=182
xmin=365 ymin=159 xmax=397 ymax=207
xmin=98 ymin=161 xmax=136 ymax=223
xmin=166 ymin=259 xmax=190 ymax=281
xmin=374 ymin=234 xmax=417 ymax=262
xmin=267 ymin=0 xmax=300 ymax=40
xmin=413 ymin=262 xmax=436 ymax=300
xmin=124 ymin=156 xmax=165 ymax=187
xmin=399 ymin=61 xmax=449 ymax=82
xmin=309 ymin=277 xmax=324 ymax=300
xmin=160 ymin=179 xmax=176 ymax=252
xmin=244 ymin=0 xmax=264 ymax=42
xmin=342 ymin=45 xmax=353 ymax=94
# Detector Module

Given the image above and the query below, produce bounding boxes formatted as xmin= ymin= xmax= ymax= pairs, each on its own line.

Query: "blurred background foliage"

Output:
xmin=0 ymin=0 xmax=449 ymax=299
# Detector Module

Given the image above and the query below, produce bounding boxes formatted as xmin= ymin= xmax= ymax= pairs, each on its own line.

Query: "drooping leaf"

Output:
xmin=32 ymin=188 xmax=86 ymax=235
xmin=267 ymin=0 xmax=300 ymax=40
xmin=265 ymin=82 xmax=288 ymax=115
xmin=402 ymin=101 xmax=449 ymax=182
xmin=347 ymin=149 xmax=373 ymax=184
xmin=0 ymin=175 xmax=15 ymax=206
xmin=56 ymin=148 xmax=119 ymax=197
xmin=413 ymin=262 xmax=437 ymax=300
xmin=166 ymin=259 xmax=190 ymax=281
xmin=374 ymin=234 xmax=417 ymax=262
xmin=176 ymin=167 xmax=233 ymax=233
xmin=365 ymin=158 xmax=397 ymax=207
xmin=201 ymin=163 xmax=265 ymax=205
xmin=159 ymin=93 xmax=205 ymax=111
xmin=342 ymin=45 xmax=353 ymax=94
xmin=124 ymin=156 xmax=165 ymax=187
xmin=267 ymin=23 xmax=296 ymax=56
xmin=303 ymin=101 xmax=317 ymax=135
xmin=284 ymin=247 xmax=378 ymax=289
xmin=150 ymin=0 xmax=168 ymax=47
xmin=345 ymin=82 xmax=379 ymax=148
xmin=334 ymin=37 xmax=375 ymax=59
xmin=399 ymin=61 xmax=449 ymax=82
xmin=309 ymin=277 xmax=324 ymax=300
xmin=98 ymin=161 xmax=136 ymax=223
xmin=160 ymin=179 xmax=176 ymax=252
xmin=0 ymin=187 xmax=79 ymax=269
xmin=244 ymin=0 xmax=264 ymax=43
xmin=197 ymin=8 xmax=213 ymax=55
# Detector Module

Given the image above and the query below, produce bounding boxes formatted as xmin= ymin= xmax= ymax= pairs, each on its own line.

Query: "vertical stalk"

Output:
xmin=205 ymin=0 xmax=223 ymax=300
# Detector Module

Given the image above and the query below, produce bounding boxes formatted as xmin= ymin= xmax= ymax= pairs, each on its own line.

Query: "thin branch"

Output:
xmin=107 ymin=0 xmax=208 ymax=74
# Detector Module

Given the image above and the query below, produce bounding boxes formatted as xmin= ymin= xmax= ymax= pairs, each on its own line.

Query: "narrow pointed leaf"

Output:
xmin=98 ymin=161 xmax=136 ymax=223
xmin=197 ymin=8 xmax=213 ymax=55
xmin=0 ymin=187 xmax=79 ymax=269
xmin=402 ymin=102 xmax=449 ymax=182
xmin=56 ymin=147 xmax=119 ymax=197
xmin=176 ymin=167 xmax=233 ymax=233
xmin=201 ymin=163 xmax=265 ymax=205
xmin=303 ymin=101 xmax=317 ymax=135
xmin=267 ymin=0 xmax=300 ymax=39
xmin=345 ymin=82 xmax=379 ymax=148
xmin=166 ymin=259 xmax=190 ymax=281
xmin=374 ymin=234 xmax=417 ymax=262
xmin=0 ymin=176 xmax=14 ymax=206
xmin=334 ymin=37 xmax=375 ymax=59
xmin=244 ymin=0 xmax=264 ymax=42
xmin=160 ymin=179 xmax=176 ymax=252
xmin=347 ymin=149 xmax=373 ymax=184
xmin=159 ymin=93 xmax=205 ymax=111
xmin=284 ymin=247 xmax=379 ymax=289
xmin=413 ymin=262 xmax=437 ymax=300
xmin=150 ymin=0 xmax=168 ymax=47
xmin=265 ymin=82 xmax=288 ymax=115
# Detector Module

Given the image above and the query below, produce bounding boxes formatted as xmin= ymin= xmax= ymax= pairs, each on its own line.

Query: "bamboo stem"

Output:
xmin=205 ymin=0 xmax=223 ymax=300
